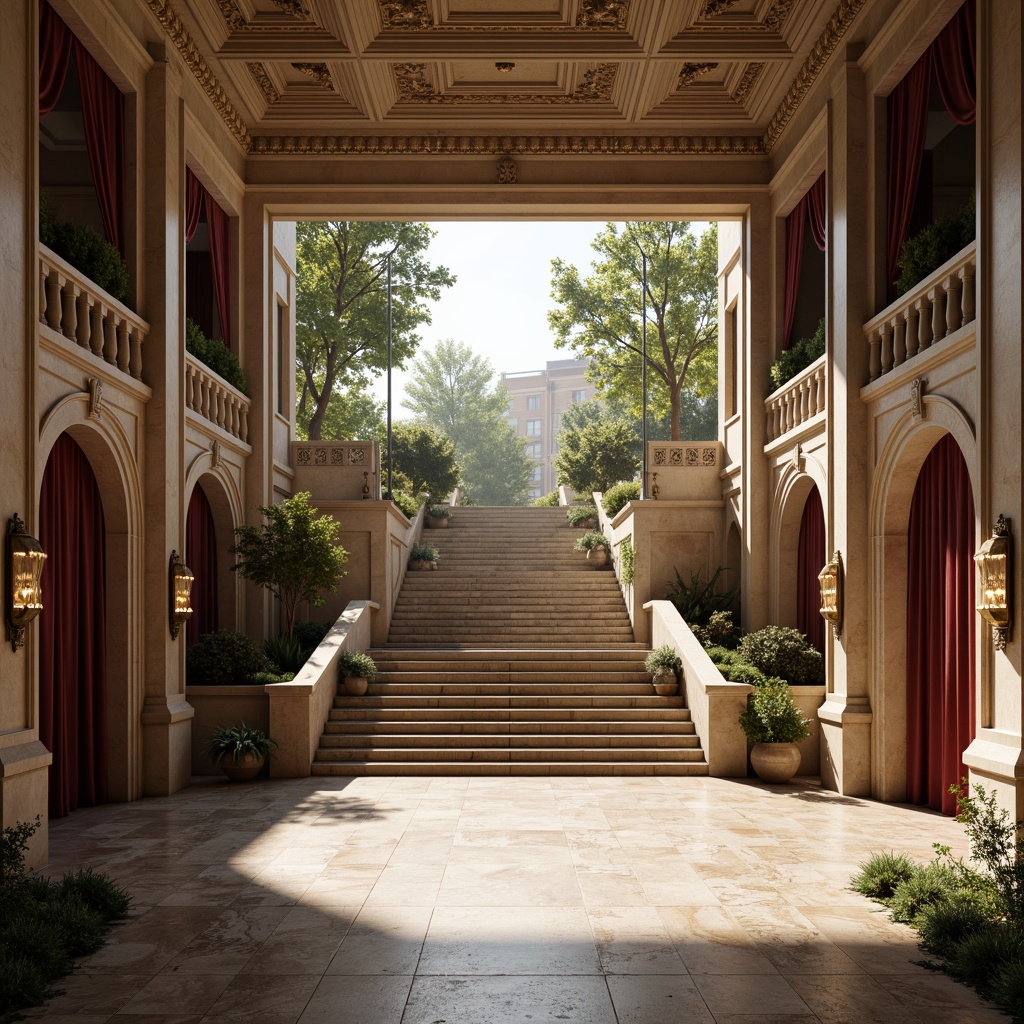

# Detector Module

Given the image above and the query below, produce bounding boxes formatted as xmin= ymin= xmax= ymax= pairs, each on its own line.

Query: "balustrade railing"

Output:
xmin=39 ymin=245 xmax=146 ymax=380
xmin=864 ymin=242 xmax=976 ymax=383
xmin=185 ymin=353 xmax=250 ymax=444
xmin=765 ymin=354 xmax=826 ymax=443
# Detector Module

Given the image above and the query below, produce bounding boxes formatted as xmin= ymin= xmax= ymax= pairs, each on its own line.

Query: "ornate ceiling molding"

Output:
xmin=762 ymin=0 xmax=797 ymax=33
xmin=247 ymin=61 xmax=280 ymax=104
xmin=248 ymin=133 xmax=765 ymax=156
xmin=379 ymin=0 xmax=432 ymax=29
xmin=269 ymin=0 xmax=308 ymax=14
xmin=145 ymin=0 xmax=251 ymax=150
xmin=292 ymin=62 xmax=335 ymax=89
xmin=576 ymin=0 xmax=630 ymax=29
xmin=215 ymin=0 xmax=246 ymax=31
xmin=762 ymin=0 xmax=866 ymax=151
xmin=378 ymin=0 xmax=630 ymax=31
xmin=692 ymin=0 xmax=796 ymax=32
xmin=701 ymin=0 xmax=742 ymax=17
xmin=677 ymin=63 xmax=718 ymax=89
xmin=733 ymin=61 xmax=765 ymax=102
xmin=394 ymin=63 xmax=617 ymax=104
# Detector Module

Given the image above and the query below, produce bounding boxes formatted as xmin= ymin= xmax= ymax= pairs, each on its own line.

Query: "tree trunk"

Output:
xmin=307 ymin=400 xmax=326 ymax=440
xmin=669 ymin=386 xmax=682 ymax=441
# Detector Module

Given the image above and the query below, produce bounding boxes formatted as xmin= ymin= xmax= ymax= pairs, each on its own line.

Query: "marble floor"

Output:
xmin=26 ymin=775 xmax=1004 ymax=1024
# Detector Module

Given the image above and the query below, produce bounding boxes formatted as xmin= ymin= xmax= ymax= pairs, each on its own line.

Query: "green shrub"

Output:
xmin=0 ymin=948 xmax=53 ymax=1015
xmin=207 ymin=722 xmax=277 ymax=764
xmin=738 ymin=625 xmax=824 ymax=686
xmin=248 ymin=670 xmax=295 ymax=685
xmin=769 ymin=318 xmax=826 ymax=392
xmin=992 ymin=958 xmax=1024 ymax=1020
xmin=532 ymin=491 xmax=559 ymax=506
xmin=666 ymin=566 xmax=737 ymax=629
xmin=619 ymin=535 xmax=635 ymax=586
xmin=390 ymin=491 xmax=420 ymax=519
xmin=895 ymin=191 xmax=976 ymax=297
xmin=339 ymin=650 xmax=377 ymax=683
xmin=45 ymin=896 xmax=108 ymax=957
xmin=738 ymin=678 xmax=812 ymax=744
xmin=573 ymin=531 xmax=610 ymax=557
xmin=946 ymin=923 xmax=1024 ymax=992
xmin=850 ymin=851 xmax=918 ymax=900
xmin=186 ymin=630 xmax=273 ymax=686
xmin=410 ymin=543 xmax=439 ymax=565
xmin=889 ymin=861 xmax=960 ymax=923
xmin=185 ymin=318 xmax=249 ymax=395
xmin=567 ymin=505 xmax=598 ymax=527
xmin=645 ymin=645 xmax=680 ymax=674
xmin=58 ymin=869 xmax=131 ymax=923
xmin=1 ymin=819 xmax=37 ymax=890
xmin=293 ymin=620 xmax=333 ymax=664
xmin=264 ymin=632 xmax=303 ymax=673
xmin=602 ymin=481 xmax=640 ymax=518
xmin=692 ymin=610 xmax=739 ymax=650
xmin=426 ymin=505 xmax=450 ymax=519
xmin=916 ymin=899 xmax=990 ymax=954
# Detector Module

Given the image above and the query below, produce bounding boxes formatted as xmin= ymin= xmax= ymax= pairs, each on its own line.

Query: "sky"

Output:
xmin=367 ymin=221 xmax=611 ymax=418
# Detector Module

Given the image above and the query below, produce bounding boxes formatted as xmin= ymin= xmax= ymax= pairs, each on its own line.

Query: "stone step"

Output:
xmin=375 ymin=670 xmax=648 ymax=684
xmin=313 ymin=745 xmax=706 ymax=763
xmin=361 ymin=682 xmax=657 ymax=697
xmin=329 ymin=707 xmax=692 ymax=723
xmin=368 ymin=648 xmax=646 ymax=663
xmin=332 ymin=695 xmax=684 ymax=710
xmin=318 ymin=732 xmax=699 ymax=749
xmin=323 ymin=718 xmax=694 ymax=735
xmin=310 ymin=761 xmax=708 ymax=777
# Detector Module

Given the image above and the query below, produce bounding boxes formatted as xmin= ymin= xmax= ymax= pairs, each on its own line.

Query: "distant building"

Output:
xmin=500 ymin=359 xmax=591 ymax=500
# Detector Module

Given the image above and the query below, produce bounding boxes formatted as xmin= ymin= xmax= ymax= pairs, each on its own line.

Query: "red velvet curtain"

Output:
xmin=38 ymin=0 xmax=72 ymax=116
xmin=205 ymin=191 xmax=232 ymax=348
xmin=39 ymin=434 xmax=107 ymax=818
xmin=934 ymin=0 xmax=976 ymax=126
xmin=184 ymin=167 xmax=204 ymax=244
xmin=806 ymin=174 xmax=827 ymax=253
xmin=783 ymin=173 xmax=826 ymax=349
xmin=185 ymin=484 xmax=219 ymax=647
xmin=906 ymin=434 xmax=976 ymax=815
xmin=797 ymin=486 xmax=826 ymax=654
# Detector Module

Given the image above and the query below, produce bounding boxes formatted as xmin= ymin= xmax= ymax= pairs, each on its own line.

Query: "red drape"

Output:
xmin=205 ymin=191 xmax=232 ymax=348
xmin=906 ymin=434 xmax=976 ymax=815
xmin=806 ymin=174 xmax=827 ymax=253
xmin=185 ymin=484 xmax=219 ymax=647
xmin=184 ymin=167 xmax=204 ymax=244
xmin=797 ymin=486 xmax=826 ymax=654
xmin=39 ymin=434 xmax=107 ymax=818
xmin=38 ymin=0 xmax=72 ymax=116
xmin=934 ymin=0 xmax=976 ymax=126
xmin=783 ymin=172 xmax=826 ymax=349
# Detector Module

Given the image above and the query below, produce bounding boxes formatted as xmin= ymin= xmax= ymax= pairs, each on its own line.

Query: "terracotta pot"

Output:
xmin=409 ymin=559 xmax=435 ymax=571
xmin=652 ymin=667 xmax=678 ymax=696
xmin=219 ymin=751 xmax=265 ymax=782
xmin=749 ymin=742 xmax=802 ymax=783
xmin=342 ymin=674 xmax=368 ymax=696
xmin=426 ymin=516 xmax=449 ymax=529
xmin=589 ymin=546 xmax=609 ymax=567
xmin=576 ymin=517 xmax=597 ymax=530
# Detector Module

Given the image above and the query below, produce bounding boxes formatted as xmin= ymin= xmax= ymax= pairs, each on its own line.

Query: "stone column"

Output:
xmin=139 ymin=45 xmax=193 ymax=796
xmin=964 ymin=2 xmax=1024 ymax=819
xmin=818 ymin=57 xmax=873 ymax=796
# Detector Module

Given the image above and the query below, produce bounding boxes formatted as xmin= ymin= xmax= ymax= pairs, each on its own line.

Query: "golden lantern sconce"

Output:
xmin=169 ymin=550 xmax=194 ymax=641
xmin=6 ymin=514 xmax=46 ymax=652
xmin=975 ymin=515 xmax=1011 ymax=651
xmin=818 ymin=549 xmax=843 ymax=640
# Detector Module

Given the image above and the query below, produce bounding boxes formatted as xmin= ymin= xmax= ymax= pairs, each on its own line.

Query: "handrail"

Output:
xmin=184 ymin=352 xmax=250 ymax=444
xmin=38 ymin=244 xmax=147 ymax=381
xmin=765 ymin=353 xmax=827 ymax=443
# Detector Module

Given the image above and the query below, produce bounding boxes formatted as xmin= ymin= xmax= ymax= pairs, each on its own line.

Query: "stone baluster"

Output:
xmin=39 ymin=262 xmax=48 ymax=324
xmin=930 ymin=288 xmax=943 ymax=347
xmin=903 ymin=305 xmax=918 ymax=360
xmin=62 ymin=282 xmax=79 ymax=342
xmin=116 ymin=319 xmax=130 ymax=374
xmin=239 ymin=406 xmax=249 ymax=444
xmin=960 ymin=261 xmax=975 ymax=328
xmin=944 ymin=273 xmax=961 ymax=337
xmin=868 ymin=327 xmax=881 ymax=382
xmin=75 ymin=291 xmax=93 ymax=352
xmin=129 ymin=328 xmax=142 ymax=379
xmin=104 ymin=314 xmax=119 ymax=366
xmin=45 ymin=270 xmax=63 ymax=332
xmin=891 ymin=315 xmax=905 ymax=367
xmin=880 ymin=321 xmax=894 ymax=376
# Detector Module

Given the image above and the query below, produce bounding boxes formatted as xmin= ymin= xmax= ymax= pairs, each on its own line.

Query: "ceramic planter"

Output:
xmin=652 ymin=667 xmax=678 ymax=696
xmin=749 ymin=742 xmax=802 ymax=783
xmin=409 ymin=559 xmax=435 ymax=571
xmin=342 ymin=674 xmax=369 ymax=696
xmin=589 ymin=546 xmax=609 ymax=567
xmin=219 ymin=751 xmax=265 ymax=782
xmin=426 ymin=516 xmax=449 ymax=529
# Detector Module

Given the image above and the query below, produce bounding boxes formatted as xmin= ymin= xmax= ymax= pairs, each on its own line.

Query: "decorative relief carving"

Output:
xmin=910 ymin=377 xmax=927 ymax=419
xmin=215 ymin=0 xmax=247 ymax=31
xmin=701 ymin=0 xmax=742 ymax=16
xmin=733 ymin=62 xmax=765 ymax=103
xmin=297 ymin=446 xmax=311 ymax=465
xmin=87 ymin=377 xmax=103 ymax=419
xmin=762 ymin=0 xmax=866 ymax=151
xmin=791 ymin=442 xmax=802 ymax=470
xmin=677 ymin=63 xmax=718 ymax=89
xmin=762 ymin=0 xmax=798 ymax=33
xmin=377 ymin=0 xmax=628 ymax=30
xmin=497 ymin=156 xmax=517 ymax=184
xmin=348 ymin=447 xmax=367 ymax=465
xmin=211 ymin=439 xmax=222 ymax=468
xmin=292 ymin=62 xmax=334 ymax=90
xmin=145 ymin=0 xmax=251 ymax=150
xmin=394 ymin=62 xmax=436 ymax=100
xmin=379 ymin=0 xmax=433 ymax=29
xmin=249 ymin=133 xmax=766 ymax=156
xmin=576 ymin=0 xmax=630 ymax=29
xmin=651 ymin=445 xmax=718 ymax=467
xmin=294 ymin=443 xmax=371 ymax=467
xmin=247 ymin=62 xmax=280 ymax=104
xmin=269 ymin=0 xmax=307 ymax=15
xmin=394 ymin=63 xmax=617 ymax=104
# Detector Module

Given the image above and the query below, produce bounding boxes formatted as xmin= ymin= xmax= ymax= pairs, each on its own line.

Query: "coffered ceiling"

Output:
xmin=147 ymin=0 xmax=866 ymax=155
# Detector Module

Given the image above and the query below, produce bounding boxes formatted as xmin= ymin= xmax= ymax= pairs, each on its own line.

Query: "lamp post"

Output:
xmin=640 ymin=248 xmax=648 ymax=500
xmin=386 ymin=251 xmax=393 ymax=501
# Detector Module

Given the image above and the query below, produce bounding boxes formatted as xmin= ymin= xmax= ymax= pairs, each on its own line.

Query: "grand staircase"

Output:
xmin=312 ymin=506 xmax=707 ymax=776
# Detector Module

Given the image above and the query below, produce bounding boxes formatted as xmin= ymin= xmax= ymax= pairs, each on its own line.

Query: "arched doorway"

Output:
xmin=797 ymin=486 xmax=826 ymax=653
xmin=38 ymin=433 xmax=107 ymax=817
xmin=906 ymin=433 xmax=975 ymax=814
xmin=186 ymin=482 xmax=219 ymax=646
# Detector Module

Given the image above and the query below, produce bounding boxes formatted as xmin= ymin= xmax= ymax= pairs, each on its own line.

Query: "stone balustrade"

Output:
xmin=185 ymin=353 xmax=250 ymax=444
xmin=765 ymin=354 xmax=826 ymax=443
xmin=864 ymin=241 xmax=976 ymax=383
xmin=39 ymin=245 xmax=147 ymax=380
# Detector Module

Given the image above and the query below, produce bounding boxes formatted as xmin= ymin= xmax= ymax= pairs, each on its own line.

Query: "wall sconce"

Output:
xmin=975 ymin=515 xmax=1012 ymax=651
xmin=818 ymin=549 xmax=843 ymax=639
xmin=169 ymin=550 xmax=194 ymax=641
xmin=6 ymin=514 xmax=47 ymax=652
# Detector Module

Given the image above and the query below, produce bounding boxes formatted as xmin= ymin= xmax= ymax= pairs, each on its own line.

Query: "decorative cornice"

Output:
xmin=145 ymin=0 xmax=251 ymax=150
xmin=269 ymin=0 xmax=307 ymax=15
xmin=762 ymin=0 xmax=798 ymax=33
xmin=394 ymin=63 xmax=617 ymax=104
xmin=215 ymin=0 xmax=246 ymax=31
xmin=292 ymin=62 xmax=335 ymax=90
xmin=576 ymin=0 xmax=630 ymax=29
xmin=693 ymin=0 xmax=795 ymax=32
xmin=378 ymin=0 xmax=629 ymax=31
xmin=733 ymin=62 xmax=765 ymax=103
xmin=247 ymin=62 xmax=280 ymax=104
xmin=677 ymin=63 xmax=718 ymax=89
xmin=379 ymin=0 xmax=432 ymax=29
xmin=700 ymin=0 xmax=741 ymax=17
xmin=497 ymin=156 xmax=517 ymax=184
xmin=762 ymin=0 xmax=866 ymax=151
xmin=248 ymin=133 xmax=765 ymax=156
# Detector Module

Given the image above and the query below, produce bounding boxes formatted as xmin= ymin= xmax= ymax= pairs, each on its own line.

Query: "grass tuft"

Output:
xmin=850 ymin=851 xmax=918 ymax=900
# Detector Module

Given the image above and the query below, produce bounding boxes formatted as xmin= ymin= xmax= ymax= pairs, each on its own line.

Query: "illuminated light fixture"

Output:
xmin=6 ymin=514 xmax=46 ymax=652
xmin=169 ymin=550 xmax=194 ymax=641
xmin=495 ymin=62 xmax=515 ymax=73
xmin=975 ymin=515 xmax=1012 ymax=651
xmin=818 ymin=549 xmax=843 ymax=639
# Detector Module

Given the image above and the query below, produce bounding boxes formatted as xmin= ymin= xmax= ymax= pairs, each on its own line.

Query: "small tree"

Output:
xmin=229 ymin=492 xmax=348 ymax=640
xmin=555 ymin=416 xmax=640 ymax=494
xmin=387 ymin=423 xmax=461 ymax=499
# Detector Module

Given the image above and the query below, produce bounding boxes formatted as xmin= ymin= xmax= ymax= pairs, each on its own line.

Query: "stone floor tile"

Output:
xmin=690 ymin=972 xmax=812 ymax=1016
xmin=240 ymin=905 xmax=357 ymax=974
xmin=296 ymin=975 xmax=414 ymax=1024
xmin=117 ymin=973 xmax=233 ymax=1015
xmin=324 ymin=905 xmax=433 ymax=975
xmin=200 ymin=973 xmax=320 ymax=1023
xmin=606 ymin=974 xmax=714 ymax=1023
xmin=587 ymin=906 xmax=687 ymax=974
xmin=22 ymin=974 xmax=150 ymax=1015
xmin=786 ymin=973 xmax=926 ymax=1022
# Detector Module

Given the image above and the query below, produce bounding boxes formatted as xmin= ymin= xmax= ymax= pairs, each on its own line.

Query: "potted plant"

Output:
xmin=738 ymin=679 xmax=813 ymax=783
xmin=567 ymin=505 xmax=598 ymax=530
xmin=425 ymin=505 xmax=451 ymax=529
xmin=645 ymin=645 xmax=680 ymax=696
xmin=409 ymin=543 xmax=439 ymax=570
xmin=207 ymin=722 xmax=277 ymax=781
xmin=573 ymin=531 xmax=610 ymax=567
xmin=338 ymin=650 xmax=377 ymax=696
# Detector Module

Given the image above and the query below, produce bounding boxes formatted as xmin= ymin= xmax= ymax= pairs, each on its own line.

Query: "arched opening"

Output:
xmin=906 ymin=433 xmax=975 ymax=814
xmin=797 ymin=486 xmax=826 ymax=653
xmin=186 ymin=482 xmax=219 ymax=646
xmin=38 ymin=433 xmax=108 ymax=817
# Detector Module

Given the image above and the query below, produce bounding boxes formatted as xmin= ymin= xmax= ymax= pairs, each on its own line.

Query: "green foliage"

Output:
xmin=738 ymin=625 xmax=825 ymax=686
xmin=230 ymin=492 xmax=348 ymax=640
xmin=691 ymin=610 xmax=739 ymax=650
xmin=58 ymin=869 xmax=131 ymax=924
xmin=391 ymin=491 xmax=421 ymax=519
xmin=850 ymin=851 xmax=918 ymax=900
xmin=549 ymin=222 xmax=719 ymax=441
xmin=426 ymin=505 xmax=450 ymax=519
xmin=207 ymin=722 xmax=277 ymax=764
xmin=916 ymin=900 xmax=992 ymax=954
xmin=339 ymin=650 xmax=377 ymax=682
xmin=567 ymin=505 xmax=598 ymax=527
xmin=297 ymin=388 xmax=385 ymax=443
xmin=645 ymin=645 xmax=680 ymax=674
xmin=554 ymin=415 xmax=640 ymax=495
xmin=602 ymin=481 xmax=641 ymax=518
xmin=706 ymin=646 xmax=768 ymax=687
xmin=248 ymin=670 xmax=296 ymax=685
xmin=889 ymin=862 xmax=961 ymax=923
xmin=185 ymin=318 xmax=249 ymax=395
xmin=946 ymin=924 xmax=1024 ymax=992
xmin=264 ymin=632 xmax=304 ymax=673
xmin=186 ymin=630 xmax=273 ymax=685
xmin=619 ymin=535 xmax=635 ymax=586
xmin=293 ymin=620 xmax=333 ymax=659
xmin=992 ymin=957 xmax=1024 ymax=1020
xmin=895 ymin=192 xmax=976 ymax=296
xmin=387 ymin=423 xmax=461 ymax=500
xmin=769 ymin=318 xmax=826 ymax=392
xmin=1 ymin=819 xmax=38 ymax=890
xmin=39 ymin=194 xmax=130 ymax=306
xmin=532 ymin=491 xmax=559 ymax=506
xmin=666 ymin=566 xmax=737 ymax=628
xmin=296 ymin=221 xmax=455 ymax=440
xmin=738 ymin=678 xmax=812 ymax=744
xmin=410 ymin=543 xmax=439 ymax=565
xmin=573 ymin=531 xmax=609 ymax=557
